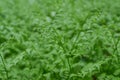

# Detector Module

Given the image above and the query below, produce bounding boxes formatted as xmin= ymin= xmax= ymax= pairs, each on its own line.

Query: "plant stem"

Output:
xmin=0 ymin=53 xmax=9 ymax=80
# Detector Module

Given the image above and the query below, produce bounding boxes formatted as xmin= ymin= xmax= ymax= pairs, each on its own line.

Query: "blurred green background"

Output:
xmin=0 ymin=0 xmax=120 ymax=80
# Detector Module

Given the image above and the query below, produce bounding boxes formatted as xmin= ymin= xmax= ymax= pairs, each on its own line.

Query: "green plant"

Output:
xmin=0 ymin=0 xmax=120 ymax=80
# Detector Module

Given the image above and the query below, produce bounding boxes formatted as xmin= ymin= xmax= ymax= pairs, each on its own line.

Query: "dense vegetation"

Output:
xmin=0 ymin=0 xmax=120 ymax=80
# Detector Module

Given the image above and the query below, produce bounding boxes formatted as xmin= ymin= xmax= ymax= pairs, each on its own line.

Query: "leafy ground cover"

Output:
xmin=0 ymin=0 xmax=120 ymax=80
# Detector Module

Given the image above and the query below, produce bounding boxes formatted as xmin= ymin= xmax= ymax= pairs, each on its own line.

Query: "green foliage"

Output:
xmin=0 ymin=0 xmax=120 ymax=80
